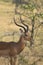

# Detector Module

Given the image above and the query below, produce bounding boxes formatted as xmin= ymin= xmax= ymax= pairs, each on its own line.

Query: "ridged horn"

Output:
xmin=13 ymin=18 xmax=26 ymax=33
xmin=20 ymin=16 xmax=28 ymax=32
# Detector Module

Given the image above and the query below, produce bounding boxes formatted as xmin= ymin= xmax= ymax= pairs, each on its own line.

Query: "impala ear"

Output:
xmin=19 ymin=28 xmax=24 ymax=35
xmin=19 ymin=28 xmax=23 ymax=33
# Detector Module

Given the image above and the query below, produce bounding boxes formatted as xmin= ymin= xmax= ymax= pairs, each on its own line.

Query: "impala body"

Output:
xmin=0 ymin=33 xmax=30 ymax=56
xmin=0 ymin=17 xmax=31 ymax=65
xmin=0 ymin=36 xmax=25 ymax=56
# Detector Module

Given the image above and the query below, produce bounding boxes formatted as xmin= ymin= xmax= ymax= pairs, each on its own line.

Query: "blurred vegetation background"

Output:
xmin=0 ymin=0 xmax=43 ymax=65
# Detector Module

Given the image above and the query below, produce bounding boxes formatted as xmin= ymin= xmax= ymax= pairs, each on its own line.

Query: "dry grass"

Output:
xmin=0 ymin=2 xmax=20 ymax=42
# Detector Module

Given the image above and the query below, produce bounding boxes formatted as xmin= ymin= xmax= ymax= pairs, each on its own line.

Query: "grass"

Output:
xmin=0 ymin=0 xmax=12 ymax=2
xmin=0 ymin=1 xmax=20 ymax=41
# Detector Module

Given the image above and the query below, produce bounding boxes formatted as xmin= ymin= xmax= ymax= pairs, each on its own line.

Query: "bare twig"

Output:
xmin=30 ymin=16 xmax=35 ymax=46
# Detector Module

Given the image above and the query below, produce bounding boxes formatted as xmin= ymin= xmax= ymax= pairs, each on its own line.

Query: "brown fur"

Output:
xmin=0 ymin=34 xmax=30 ymax=56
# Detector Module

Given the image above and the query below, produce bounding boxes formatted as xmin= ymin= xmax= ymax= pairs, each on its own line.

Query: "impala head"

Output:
xmin=14 ymin=17 xmax=31 ymax=41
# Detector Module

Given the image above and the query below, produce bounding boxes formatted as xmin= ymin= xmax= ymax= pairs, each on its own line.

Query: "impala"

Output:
xmin=0 ymin=18 xmax=31 ymax=65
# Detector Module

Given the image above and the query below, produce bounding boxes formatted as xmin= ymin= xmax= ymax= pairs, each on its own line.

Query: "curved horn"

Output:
xmin=14 ymin=18 xmax=26 ymax=33
xmin=20 ymin=16 xmax=28 ymax=32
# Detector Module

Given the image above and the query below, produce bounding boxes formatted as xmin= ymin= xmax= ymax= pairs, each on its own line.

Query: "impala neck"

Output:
xmin=18 ymin=35 xmax=25 ymax=43
xmin=17 ymin=35 xmax=25 ymax=54
xmin=18 ymin=35 xmax=25 ymax=49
